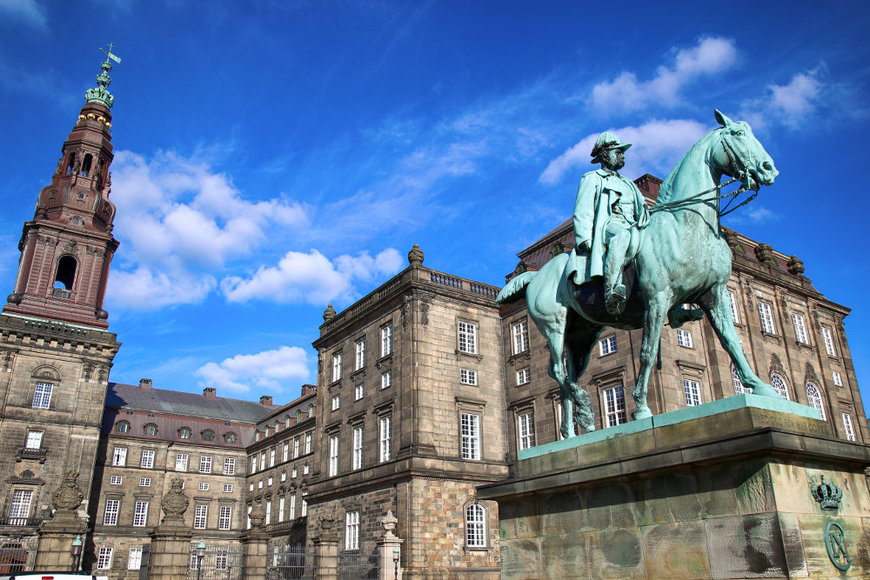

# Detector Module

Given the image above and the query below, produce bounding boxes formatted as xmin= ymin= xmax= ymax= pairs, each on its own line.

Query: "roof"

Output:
xmin=106 ymin=382 xmax=273 ymax=424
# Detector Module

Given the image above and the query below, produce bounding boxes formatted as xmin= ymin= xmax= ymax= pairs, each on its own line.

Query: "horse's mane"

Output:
xmin=653 ymin=127 xmax=721 ymax=207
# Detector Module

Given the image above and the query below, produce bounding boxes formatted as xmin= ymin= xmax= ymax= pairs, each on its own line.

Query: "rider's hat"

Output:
xmin=591 ymin=132 xmax=631 ymax=163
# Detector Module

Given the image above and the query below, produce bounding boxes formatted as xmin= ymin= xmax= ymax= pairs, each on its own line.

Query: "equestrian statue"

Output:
xmin=497 ymin=110 xmax=779 ymax=438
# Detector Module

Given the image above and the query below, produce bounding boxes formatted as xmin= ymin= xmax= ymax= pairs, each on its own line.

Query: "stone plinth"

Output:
xmin=313 ymin=536 xmax=339 ymax=580
xmin=377 ymin=536 xmax=403 ymax=580
xmin=240 ymin=529 xmax=268 ymax=580
xmin=148 ymin=522 xmax=193 ymax=580
xmin=34 ymin=511 xmax=86 ymax=571
xmin=479 ymin=395 xmax=870 ymax=579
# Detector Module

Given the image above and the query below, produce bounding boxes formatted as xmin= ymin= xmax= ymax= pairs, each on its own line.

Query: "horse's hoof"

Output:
xmin=751 ymin=383 xmax=779 ymax=398
xmin=632 ymin=407 xmax=652 ymax=420
xmin=583 ymin=424 xmax=595 ymax=433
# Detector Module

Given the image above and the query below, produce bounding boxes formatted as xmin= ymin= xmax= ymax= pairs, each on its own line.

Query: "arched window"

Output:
xmin=179 ymin=427 xmax=192 ymax=439
xmin=224 ymin=432 xmax=237 ymax=444
xmin=202 ymin=430 xmax=215 ymax=441
xmin=465 ymin=503 xmax=487 ymax=548
xmin=116 ymin=421 xmax=130 ymax=433
xmin=144 ymin=424 xmax=158 ymax=436
xmin=770 ymin=373 xmax=790 ymax=400
xmin=732 ymin=366 xmax=747 ymax=395
xmin=81 ymin=154 xmax=93 ymax=177
xmin=66 ymin=153 xmax=76 ymax=176
xmin=54 ymin=256 xmax=77 ymax=290
xmin=806 ymin=382 xmax=826 ymax=420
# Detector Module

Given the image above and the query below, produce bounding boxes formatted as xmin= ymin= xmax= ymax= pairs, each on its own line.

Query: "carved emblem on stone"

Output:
xmin=52 ymin=469 xmax=84 ymax=512
xmin=812 ymin=475 xmax=843 ymax=510
xmin=250 ymin=500 xmax=266 ymax=528
xmin=161 ymin=477 xmax=189 ymax=521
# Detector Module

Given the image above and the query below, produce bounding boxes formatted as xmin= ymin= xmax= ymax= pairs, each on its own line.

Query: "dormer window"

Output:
xmin=116 ymin=421 xmax=130 ymax=434
xmin=224 ymin=432 xmax=237 ymax=444
xmin=179 ymin=427 xmax=192 ymax=439
xmin=202 ymin=430 xmax=215 ymax=441
xmin=144 ymin=424 xmax=158 ymax=436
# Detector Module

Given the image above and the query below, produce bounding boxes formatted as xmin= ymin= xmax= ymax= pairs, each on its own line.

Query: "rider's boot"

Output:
xmin=605 ymin=283 xmax=627 ymax=315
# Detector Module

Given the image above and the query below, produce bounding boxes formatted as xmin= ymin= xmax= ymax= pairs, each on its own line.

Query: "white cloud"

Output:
xmin=539 ymin=119 xmax=709 ymax=184
xmin=220 ymin=248 xmax=403 ymax=305
xmin=195 ymin=346 xmax=310 ymax=393
xmin=106 ymin=267 xmax=216 ymax=311
xmin=591 ymin=37 xmax=737 ymax=114
xmin=740 ymin=71 xmax=822 ymax=130
xmin=0 ymin=0 xmax=47 ymax=31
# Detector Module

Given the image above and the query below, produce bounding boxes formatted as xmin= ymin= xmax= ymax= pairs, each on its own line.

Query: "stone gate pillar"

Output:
xmin=147 ymin=477 xmax=193 ymax=580
xmin=377 ymin=511 xmax=404 ymax=580
xmin=35 ymin=469 xmax=87 ymax=571
xmin=313 ymin=510 xmax=339 ymax=580
xmin=241 ymin=501 xmax=268 ymax=580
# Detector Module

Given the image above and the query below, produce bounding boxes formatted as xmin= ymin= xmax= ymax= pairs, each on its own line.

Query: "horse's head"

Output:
xmin=713 ymin=109 xmax=778 ymax=190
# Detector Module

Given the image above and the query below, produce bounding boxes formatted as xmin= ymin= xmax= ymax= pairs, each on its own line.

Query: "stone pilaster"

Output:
xmin=34 ymin=511 xmax=86 ymax=571
xmin=240 ymin=529 xmax=269 ymax=580
xmin=148 ymin=523 xmax=194 ymax=580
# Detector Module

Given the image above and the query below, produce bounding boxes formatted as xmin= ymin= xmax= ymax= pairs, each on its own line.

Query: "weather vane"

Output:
xmin=99 ymin=42 xmax=122 ymax=65
xmin=85 ymin=43 xmax=121 ymax=109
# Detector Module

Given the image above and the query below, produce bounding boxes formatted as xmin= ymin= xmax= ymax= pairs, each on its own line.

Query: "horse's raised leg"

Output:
xmin=633 ymin=292 xmax=671 ymax=419
xmin=700 ymin=284 xmax=778 ymax=397
xmin=564 ymin=318 xmax=602 ymax=432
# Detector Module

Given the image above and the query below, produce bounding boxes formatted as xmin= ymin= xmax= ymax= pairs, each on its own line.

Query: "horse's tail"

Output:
xmin=496 ymin=271 xmax=536 ymax=304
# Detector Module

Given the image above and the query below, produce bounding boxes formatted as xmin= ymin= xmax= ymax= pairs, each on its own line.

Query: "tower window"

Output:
xmin=81 ymin=154 xmax=93 ymax=177
xmin=54 ymin=256 xmax=77 ymax=290
xmin=67 ymin=153 xmax=77 ymax=176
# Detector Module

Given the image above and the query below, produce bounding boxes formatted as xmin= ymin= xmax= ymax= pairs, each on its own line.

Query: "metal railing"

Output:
xmin=267 ymin=547 xmax=315 ymax=580
xmin=338 ymin=551 xmax=379 ymax=579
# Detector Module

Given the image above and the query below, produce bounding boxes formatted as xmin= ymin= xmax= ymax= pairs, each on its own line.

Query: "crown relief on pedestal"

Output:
xmin=812 ymin=475 xmax=843 ymax=510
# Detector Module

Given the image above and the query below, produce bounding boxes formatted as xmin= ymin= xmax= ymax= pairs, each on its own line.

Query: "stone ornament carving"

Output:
xmin=161 ymin=477 xmax=190 ymax=521
xmin=754 ymin=243 xmax=775 ymax=265
xmin=787 ymin=255 xmax=805 ymax=276
xmin=318 ymin=508 xmax=338 ymax=540
xmin=381 ymin=510 xmax=398 ymax=539
xmin=812 ymin=475 xmax=843 ymax=510
xmin=52 ymin=469 xmax=84 ymax=512
xmin=407 ymin=243 xmax=424 ymax=267
xmin=323 ymin=304 xmax=336 ymax=322
xmin=250 ymin=500 xmax=266 ymax=528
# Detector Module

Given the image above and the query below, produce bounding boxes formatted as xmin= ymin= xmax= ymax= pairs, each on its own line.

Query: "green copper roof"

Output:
xmin=85 ymin=43 xmax=121 ymax=108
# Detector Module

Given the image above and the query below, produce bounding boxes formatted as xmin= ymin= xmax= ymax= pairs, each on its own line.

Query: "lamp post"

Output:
xmin=392 ymin=545 xmax=400 ymax=580
xmin=70 ymin=534 xmax=83 ymax=572
xmin=195 ymin=539 xmax=206 ymax=580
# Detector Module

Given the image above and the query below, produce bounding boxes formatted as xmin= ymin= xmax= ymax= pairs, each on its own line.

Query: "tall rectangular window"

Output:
xmin=355 ymin=340 xmax=366 ymax=370
xmin=175 ymin=453 xmax=188 ymax=471
xmin=355 ymin=383 xmax=365 ymax=400
xmin=822 ymin=326 xmax=837 ymax=356
xmin=200 ymin=456 xmax=212 ymax=473
xmin=224 ymin=458 xmax=236 ymax=475
xmin=269 ymin=447 xmax=276 ymax=467
xmin=259 ymin=452 xmax=266 ymax=471
xmin=379 ymin=416 xmax=392 ymax=462
xmin=332 ymin=353 xmax=342 ymax=382
xmin=842 ymin=413 xmax=856 ymax=442
xmin=304 ymin=432 xmax=312 ymax=454
xmin=683 ymin=379 xmax=702 ymax=407
xmin=465 ymin=504 xmax=486 ymax=548
xmin=346 ymin=511 xmax=360 ymax=551
xmin=194 ymin=504 xmax=208 ymax=529
xmin=458 ymin=321 xmax=478 ymax=354
xmin=112 ymin=447 xmax=127 ymax=466
xmin=103 ymin=499 xmax=120 ymax=526
xmin=127 ymin=547 xmax=143 ymax=570
xmin=512 ymin=320 xmax=530 ymax=354
xmin=140 ymin=449 xmax=155 ymax=469
xmin=460 ymin=369 xmax=478 ymax=386
xmin=352 ymin=426 xmax=364 ymax=470
xmin=289 ymin=493 xmax=297 ymax=519
xmin=25 ymin=430 xmax=42 ymax=449
xmin=728 ymin=290 xmax=740 ymax=323
xmin=517 ymin=411 xmax=535 ymax=450
xmin=381 ymin=371 xmax=392 ymax=389
xmin=599 ymin=336 xmax=617 ymax=356
xmin=676 ymin=329 xmax=693 ymax=348
xmin=132 ymin=501 xmax=149 ymax=527
xmin=603 ymin=385 xmax=627 ymax=427
xmin=328 ymin=434 xmax=339 ymax=476
xmin=331 ymin=395 xmax=340 ymax=411
xmin=833 ymin=371 xmax=843 ymax=386
xmin=381 ymin=324 xmax=393 ymax=357
xmin=32 ymin=382 xmax=53 ymax=409
xmin=460 ymin=413 xmax=481 ymax=460
xmin=301 ymin=493 xmax=308 ymax=517
xmin=216 ymin=552 xmax=228 ymax=570
xmin=758 ymin=302 xmax=775 ymax=334
xmin=278 ymin=496 xmax=285 ymax=522
xmin=265 ymin=500 xmax=272 ymax=525
xmin=8 ymin=490 xmax=33 ymax=525
xmin=516 ymin=367 xmax=530 ymax=386
xmin=792 ymin=313 xmax=809 ymax=344
xmin=282 ymin=441 xmax=289 ymax=462
xmin=97 ymin=547 xmax=113 ymax=570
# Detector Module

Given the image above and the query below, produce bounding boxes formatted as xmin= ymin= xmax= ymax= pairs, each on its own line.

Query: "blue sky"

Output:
xmin=1 ymin=1 xmax=869 ymax=411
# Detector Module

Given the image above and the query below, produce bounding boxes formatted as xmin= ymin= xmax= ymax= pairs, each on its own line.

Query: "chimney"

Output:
xmin=302 ymin=384 xmax=317 ymax=396
xmin=203 ymin=387 xmax=217 ymax=399
xmin=139 ymin=378 xmax=152 ymax=389
xmin=260 ymin=395 xmax=273 ymax=406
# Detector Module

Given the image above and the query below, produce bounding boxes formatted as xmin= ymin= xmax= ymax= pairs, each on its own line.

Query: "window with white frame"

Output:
xmin=770 ymin=373 xmax=790 ymax=400
xmin=355 ymin=340 xmax=366 ymax=370
xmin=513 ymin=368 xmax=529 ymax=387
xmin=381 ymin=324 xmax=393 ymax=357
xmin=97 ymin=546 xmax=113 ymax=570
xmin=303 ymin=464 xmax=309 ymax=475
xmin=8 ymin=489 xmax=32 ymax=525
xmin=806 ymin=383 xmax=826 ymax=420
xmin=224 ymin=458 xmax=236 ymax=475
xmin=728 ymin=290 xmax=740 ymax=323
xmin=821 ymin=326 xmax=837 ymax=356
xmin=512 ymin=320 xmax=530 ymax=354
xmin=355 ymin=383 xmax=365 ymax=400
xmin=517 ymin=411 xmax=535 ymax=450
xmin=24 ymin=430 xmax=42 ymax=449
xmin=291 ymin=467 xmax=297 ymax=479
xmin=32 ymin=382 xmax=53 ymax=409
xmin=278 ymin=495 xmax=285 ymax=522
xmin=301 ymin=492 xmax=308 ymax=517
xmin=216 ymin=551 xmax=229 ymax=570
xmin=127 ymin=547 xmax=143 ymax=570
xmin=346 ymin=511 xmax=360 ymax=551
xmin=458 ymin=321 xmax=478 ymax=354
xmin=139 ymin=477 xmax=151 ymax=487
xmin=842 ymin=413 xmax=856 ymax=441
xmin=377 ymin=370 xmax=392 ymax=391
xmin=599 ymin=336 xmax=617 ymax=356
xmin=289 ymin=493 xmax=297 ymax=519
xmin=110 ymin=475 xmax=122 ymax=485
xmin=331 ymin=395 xmax=340 ymax=411
xmin=198 ymin=482 xmax=210 ymax=491
xmin=112 ymin=447 xmax=127 ymax=466
xmin=259 ymin=451 xmax=266 ymax=471
xmin=305 ymin=432 xmax=312 ymax=454
xmin=732 ymin=366 xmax=747 ymax=395
xmin=140 ymin=449 xmax=155 ymax=469
xmin=223 ymin=483 xmax=233 ymax=493
xmin=194 ymin=504 xmax=208 ymax=529
xmin=460 ymin=369 xmax=478 ymax=386
xmin=269 ymin=447 xmax=276 ymax=467
xmin=460 ymin=413 xmax=481 ymax=460
xmin=103 ymin=499 xmax=120 ymax=525
xmin=293 ymin=437 xmax=300 ymax=458
xmin=328 ymin=434 xmax=339 ymax=476
xmin=792 ymin=313 xmax=809 ymax=344
xmin=683 ymin=379 xmax=701 ymax=407
xmin=265 ymin=500 xmax=272 ymax=525
xmin=175 ymin=453 xmax=188 ymax=471
xmin=379 ymin=416 xmax=392 ymax=462
xmin=603 ymin=385 xmax=627 ymax=427
xmin=758 ymin=302 xmax=775 ymax=334
xmin=332 ymin=353 xmax=342 ymax=382
xmin=352 ymin=426 xmax=364 ymax=470
xmin=249 ymin=456 xmax=256 ymax=474
xmin=132 ymin=501 xmax=149 ymax=527
xmin=833 ymin=371 xmax=843 ymax=386
xmin=200 ymin=456 xmax=212 ymax=473
xmin=465 ymin=504 xmax=486 ymax=548
xmin=676 ymin=329 xmax=693 ymax=348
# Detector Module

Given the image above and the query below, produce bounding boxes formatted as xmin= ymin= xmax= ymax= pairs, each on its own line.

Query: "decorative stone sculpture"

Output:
xmin=318 ymin=509 xmax=337 ymax=539
xmin=408 ymin=243 xmax=424 ymax=267
xmin=787 ymin=255 xmax=805 ymax=276
xmin=249 ymin=500 xmax=266 ymax=528
xmin=381 ymin=510 xmax=398 ymax=539
xmin=52 ymin=469 xmax=84 ymax=512
xmin=322 ymin=304 xmax=336 ymax=322
xmin=754 ymin=242 xmax=775 ymax=265
xmin=161 ymin=477 xmax=189 ymax=522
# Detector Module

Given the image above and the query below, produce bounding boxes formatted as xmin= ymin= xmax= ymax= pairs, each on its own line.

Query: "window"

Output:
xmin=139 ymin=477 xmax=151 ymax=487
xmin=346 ymin=511 xmax=360 ymax=551
xmin=806 ymin=383 xmax=825 ymax=420
xmin=140 ymin=449 xmax=155 ymax=469
xmin=381 ymin=324 xmax=393 ymax=357
xmin=218 ymin=505 xmax=232 ymax=530
xmin=732 ymin=367 xmax=747 ymax=395
xmin=332 ymin=353 xmax=342 ymax=382
xmin=381 ymin=371 xmax=392 ymax=389
xmin=770 ymin=373 xmax=790 ymax=400
xmin=249 ymin=456 xmax=256 ymax=474
xmin=328 ymin=434 xmax=339 ymax=476
xmin=103 ymin=499 xmax=120 ymax=526
xmin=676 ymin=329 xmax=693 ymax=348
xmin=216 ymin=551 xmax=228 ymax=570
xmin=512 ymin=320 xmax=530 ymax=354
xmin=259 ymin=451 xmax=266 ymax=471
xmin=97 ymin=547 xmax=113 ymax=570
xmin=268 ymin=477 xmax=273 ymax=486
xmin=144 ymin=424 xmax=158 ymax=436
xmin=200 ymin=456 xmax=212 ymax=473
xmin=842 ymin=413 xmax=856 ymax=441
xmin=289 ymin=494 xmax=297 ymax=519
xmin=603 ymin=385 xmax=627 ymax=427
xmin=175 ymin=453 xmax=189 ymax=471
xmin=116 ymin=421 xmax=130 ymax=433
xmin=352 ymin=426 xmax=364 ymax=470
xmin=269 ymin=447 xmax=276 ymax=466
xmin=460 ymin=413 xmax=481 ymax=460
xmin=758 ymin=302 xmax=775 ymax=334
xmin=822 ymin=326 xmax=837 ymax=356
xmin=460 ymin=369 xmax=478 ymax=386
xmin=266 ymin=500 xmax=272 ymax=525
xmin=225 ymin=432 xmax=237 ymax=444
xmin=792 ymin=313 xmax=808 ymax=344
xmin=202 ymin=430 xmax=215 ymax=441
xmin=110 ymin=475 xmax=122 ymax=485
xmin=355 ymin=383 xmax=365 ymax=400
xmin=258 ymin=480 xmax=263 ymax=490
xmin=278 ymin=496 xmax=285 ymax=522
xmin=223 ymin=484 xmax=233 ymax=493
xmin=112 ymin=447 xmax=127 ymax=466
xmin=599 ymin=336 xmax=617 ymax=356
xmin=24 ymin=430 xmax=42 ymax=450
xmin=303 ymin=464 xmax=309 ymax=475
xmin=465 ymin=504 xmax=486 ymax=548
xmin=517 ymin=411 xmax=535 ymax=450
xmin=8 ymin=489 xmax=33 ymax=525
xmin=728 ymin=290 xmax=740 ymax=323
xmin=293 ymin=438 xmax=300 ymax=458
xmin=132 ymin=501 xmax=149 ymax=527
xmin=683 ymin=379 xmax=701 ymax=407
xmin=179 ymin=427 xmax=191 ymax=439
xmin=32 ymin=382 xmax=53 ymax=409
xmin=291 ymin=467 xmax=297 ymax=479
xmin=305 ymin=432 xmax=312 ymax=454
xmin=198 ymin=482 xmax=210 ymax=491
xmin=379 ymin=416 xmax=392 ymax=462
xmin=127 ymin=547 xmax=143 ymax=570
xmin=516 ymin=367 xmax=530 ymax=386
xmin=194 ymin=504 xmax=208 ymax=529
xmin=282 ymin=441 xmax=289 ymax=462
xmin=833 ymin=371 xmax=843 ymax=386
xmin=458 ymin=321 xmax=478 ymax=354
xmin=224 ymin=458 xmax=236 ymax=475
xmin=331 ymin=395 xmax=340 ymax=411
xmin=355 ymin=340 xmax=366 ymax=370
